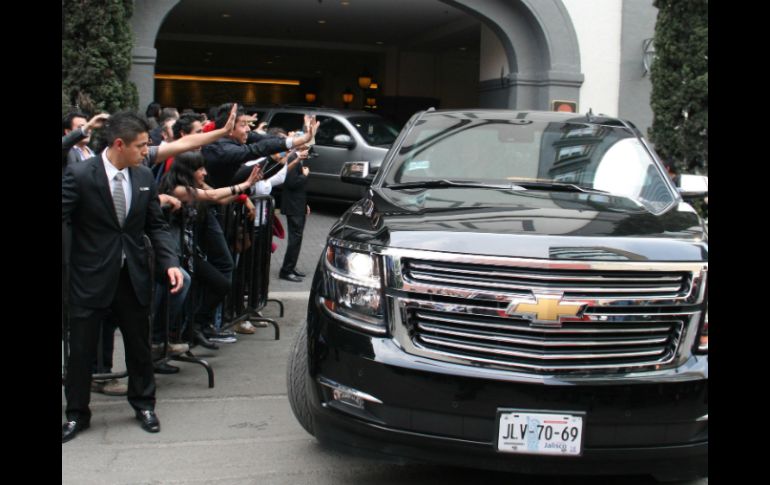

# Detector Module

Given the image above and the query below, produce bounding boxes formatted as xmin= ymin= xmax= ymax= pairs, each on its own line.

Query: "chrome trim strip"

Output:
xmin=407 ymin=272 xmax=683 ymax=294
xmin=318 ymin=376 xmax=384 ymax=404
xmin=696 ymin=414 xmax=708 ymax=422
xmin=412 ymin=340 xmax=674 ymax=372
xmin=395 ymin=280 xmax=699 ymax=305
xmin=318 ymin=296 xmax=387 ymax=335
xmin=416 ymin=311 xmax=676 ymax=334
xmin=399 ymin=297 xmax=698 ymax=319
xmin=408 ymin=262 xmax=684 ymax=283
xmin=416 ymin=322 xmax=670 ymax=347
xmin=418 ymin=334 xmax=666 ymax=360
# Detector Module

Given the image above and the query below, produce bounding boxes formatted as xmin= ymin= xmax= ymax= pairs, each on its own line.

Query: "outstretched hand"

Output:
xmin=245 ymin=164 xmax=263 ymax=185
xmin=86 ymin=113 xmax=110 ymax=131
xmin=224 ymin=103 xmax=238 ymax=134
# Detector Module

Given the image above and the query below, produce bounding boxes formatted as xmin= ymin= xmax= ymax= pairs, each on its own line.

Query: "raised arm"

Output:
xmin=154 ymin=104 xmax=237 ymax=162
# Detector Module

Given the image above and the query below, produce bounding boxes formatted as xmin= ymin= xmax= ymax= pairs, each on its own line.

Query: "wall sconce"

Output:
xmin=357 ymin=71 xmax=373 ymax=89
xmin=342 ymin=88 xmax=354 ymax=108
xmin=305 ymin=92 xmax=317 ymax=103
xmin=365 ymin=96 xmax=377 ymax=108
xmin=642 ymin=38 xmax=656 ymax=76
xmin=368 ymin=82 xmax=378 ymax=90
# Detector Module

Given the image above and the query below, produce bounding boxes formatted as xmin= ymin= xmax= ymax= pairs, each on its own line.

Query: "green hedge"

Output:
xmin=649 ymin=0 xmax=708 ymax=176
xmin=62 ymin=0 xmax=138 ymax=115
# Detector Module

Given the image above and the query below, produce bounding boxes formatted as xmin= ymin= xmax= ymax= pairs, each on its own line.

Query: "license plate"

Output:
xmin=497 ymin=410 xmax=584 ymax=456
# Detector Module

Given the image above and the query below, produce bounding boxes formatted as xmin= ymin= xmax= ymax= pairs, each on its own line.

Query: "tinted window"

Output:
xmin=268 ymin=113 xmax=305 ymax=133
xmin=348 ymin=116 xmax=399 ymax=146
xmin=314 ymin=117 xmax=351 ymax=146
xmin=387 ymin=115 xmax=676 ymax=213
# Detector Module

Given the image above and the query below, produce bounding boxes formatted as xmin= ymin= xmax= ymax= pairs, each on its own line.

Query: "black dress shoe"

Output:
xmin=62 ymin=419 xmax=89 ymax=443
xmin=279 ymin=272 xmax=303 ymax=282
xmin=291 ymin=269 xmax=307 ymax=278
xmin=193 ymin=329 xmax=219 ymax=350
xmin=154 ymin=362 xmax=180 ymax=374
xmin=135 ymin=410 xmax=161 ymax=433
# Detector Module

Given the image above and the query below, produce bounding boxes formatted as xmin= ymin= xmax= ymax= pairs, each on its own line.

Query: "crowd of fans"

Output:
xmin=62 ymin=101 xmax=318 ymax=441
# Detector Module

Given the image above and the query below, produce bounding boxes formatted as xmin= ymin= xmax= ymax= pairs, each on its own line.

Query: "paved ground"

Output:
xmin=62 ymin=199 xmax=708 ymax=484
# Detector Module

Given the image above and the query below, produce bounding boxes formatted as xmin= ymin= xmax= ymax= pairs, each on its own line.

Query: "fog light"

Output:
xmin=319 ymin=376 xmax=383 ymax=411
xmin=332 ymin=389 xmax=365 ymax=409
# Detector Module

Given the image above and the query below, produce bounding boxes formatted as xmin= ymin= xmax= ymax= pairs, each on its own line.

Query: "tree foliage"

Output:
xmin=649 ymin=0 xmax=708 ymax=175
xmin=62 ymin=0 xmax=138 ymax=115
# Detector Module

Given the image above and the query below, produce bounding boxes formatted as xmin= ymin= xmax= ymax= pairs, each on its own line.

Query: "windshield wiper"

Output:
xmin=385 ymin=179 xmax=515 ymax=190
xmin=511 ymin=181 xmax=610 ymax=194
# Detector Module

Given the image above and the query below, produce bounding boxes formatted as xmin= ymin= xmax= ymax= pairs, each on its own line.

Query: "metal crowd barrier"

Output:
xmin=154 ymin=208 xmax=215 ymax=388
xmin=222 ymin=195 xmax=282 ymax=340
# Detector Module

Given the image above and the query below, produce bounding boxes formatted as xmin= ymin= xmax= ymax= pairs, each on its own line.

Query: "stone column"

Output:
xmin=129 ymin=0 xmax=181 ymax=112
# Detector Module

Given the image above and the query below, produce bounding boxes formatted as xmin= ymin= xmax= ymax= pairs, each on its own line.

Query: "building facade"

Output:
xmin=129 ymin=0 xmax=657 ymax=133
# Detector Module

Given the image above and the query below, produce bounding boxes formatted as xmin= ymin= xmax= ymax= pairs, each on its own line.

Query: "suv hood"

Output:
xmin=330 ymin=187 xmax=708 ymax=262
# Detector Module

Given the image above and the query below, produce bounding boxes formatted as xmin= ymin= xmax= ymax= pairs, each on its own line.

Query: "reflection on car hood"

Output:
xmin=330 ymin=187 xmax=708 ymax=261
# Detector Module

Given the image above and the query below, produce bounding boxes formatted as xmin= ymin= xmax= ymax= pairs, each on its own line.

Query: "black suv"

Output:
xmin=250 ymin=106 xmax=400 ymax=200
xmin=287 ymin=109 xmax=708 ymax=481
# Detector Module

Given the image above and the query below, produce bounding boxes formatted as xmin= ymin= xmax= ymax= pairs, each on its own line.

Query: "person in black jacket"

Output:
xmin=201 ymin=103 xmax=318 ymax=189
xmin=62 ymin=112 xmax=109 ymax=174
xmin=62 ymin=112 xmax=184 ymax=443
xmin=279 ymin=147 xmax=311 ymax=282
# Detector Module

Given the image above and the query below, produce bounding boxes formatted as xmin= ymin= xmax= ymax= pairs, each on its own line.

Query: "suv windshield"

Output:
xmin=348 ymin=116 xmax=400 ymax=147
xmin=383 ymin=114 xmax=677 ymax=213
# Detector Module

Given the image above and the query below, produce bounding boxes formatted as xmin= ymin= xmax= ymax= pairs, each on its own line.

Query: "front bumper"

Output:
xmin=307 ymin=303 xmax=708 ymax=479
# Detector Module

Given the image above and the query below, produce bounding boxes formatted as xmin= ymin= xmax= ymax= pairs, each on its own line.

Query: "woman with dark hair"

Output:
xmin=145 ymin=102 xmax=162 ymax=130
xmin=159 ymin=151 xmax=262 ymax=348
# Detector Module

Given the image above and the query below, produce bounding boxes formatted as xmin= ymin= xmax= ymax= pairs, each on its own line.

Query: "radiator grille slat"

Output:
xmin=397 ymin=257 xmax=692 ymax=373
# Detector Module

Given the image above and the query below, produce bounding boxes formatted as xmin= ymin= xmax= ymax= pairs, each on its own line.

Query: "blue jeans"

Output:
xmin=152 ymin=267 xmax=191 ymax=343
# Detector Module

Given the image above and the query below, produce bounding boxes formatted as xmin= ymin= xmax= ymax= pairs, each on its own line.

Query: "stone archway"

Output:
xmin=443 ymin=0 xmax=583 ymax=110
xmin=129 ymin=0 xmax=583 ymax=113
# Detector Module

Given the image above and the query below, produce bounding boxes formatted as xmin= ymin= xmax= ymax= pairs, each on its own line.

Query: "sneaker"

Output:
xmin=208 ymin=335 xmax=237 ymax=344
xmin=92 ymin=379 xmax=128 ymax=396
xmin=202 ymin=326 xmax=236 ymax=339
xmin=234 ymin=321 xmax=257 ymax=334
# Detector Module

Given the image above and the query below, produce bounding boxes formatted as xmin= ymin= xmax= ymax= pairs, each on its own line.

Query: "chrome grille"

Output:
xmin=407 ymin=308 xmax=684 ymax=372
xmin=403 ymin=259 xmax=690 ymax=299
xmin=381 ymin=251 xmax=707 ymax=374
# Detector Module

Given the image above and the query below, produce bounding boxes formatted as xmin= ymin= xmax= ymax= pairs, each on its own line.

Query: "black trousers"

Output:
xmin=191 ymin=256 xmax=231 ymax=330
xmin=65 ymin=266 xmax=155 ymax=422
xmin=281 ymin=214 xmax=306 ymax=275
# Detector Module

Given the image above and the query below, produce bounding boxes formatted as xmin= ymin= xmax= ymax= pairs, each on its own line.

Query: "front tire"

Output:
xmin=287 ymin=320 xmax=314 ymax=435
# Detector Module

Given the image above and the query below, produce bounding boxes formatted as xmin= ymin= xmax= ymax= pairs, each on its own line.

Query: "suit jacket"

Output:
xmin=62 ymin=128 xmax=87 ymax=174
xmin=280 ymin=154 xmax=307 ymax=216
xmin=65 ymin=146 xmax=95 ymax=171
xmin=62 ymin=156 xmax=177 ymax=308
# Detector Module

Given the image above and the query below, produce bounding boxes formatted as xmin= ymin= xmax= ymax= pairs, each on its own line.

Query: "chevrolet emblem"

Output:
xmin=506 ymin=293 xmax=586 ymax=327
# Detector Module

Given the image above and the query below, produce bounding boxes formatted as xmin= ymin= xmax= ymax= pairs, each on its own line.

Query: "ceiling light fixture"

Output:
xmin=154 ymin=74 xmax=300 ymax=86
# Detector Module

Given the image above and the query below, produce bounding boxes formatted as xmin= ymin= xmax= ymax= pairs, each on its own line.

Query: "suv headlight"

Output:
xmin=321 ymin=244 xmax=385 ymax=334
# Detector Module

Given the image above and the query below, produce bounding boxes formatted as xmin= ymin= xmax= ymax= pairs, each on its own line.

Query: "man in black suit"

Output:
xmin=279 ymin=148 xmax=311 ymax=282
xmin=62 ymin=112 xmax=184 ymax=443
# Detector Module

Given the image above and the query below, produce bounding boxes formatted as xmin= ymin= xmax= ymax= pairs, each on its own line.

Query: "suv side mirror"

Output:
xmin=333 ymin=134 xmax=356 ymax=149
xmin=678 ymin=174 xmax=708 ymax=198
xmin=341 ymin=161 xmax=374 ymax=186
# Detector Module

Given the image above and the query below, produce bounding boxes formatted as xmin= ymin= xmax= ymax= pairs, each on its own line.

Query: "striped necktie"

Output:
xmin=113 ymin=172 xmax=127 ymax=227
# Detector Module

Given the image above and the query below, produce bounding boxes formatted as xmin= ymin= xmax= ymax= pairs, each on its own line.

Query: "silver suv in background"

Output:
xmin=253 ymin=106 xmax=400 ymax=201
